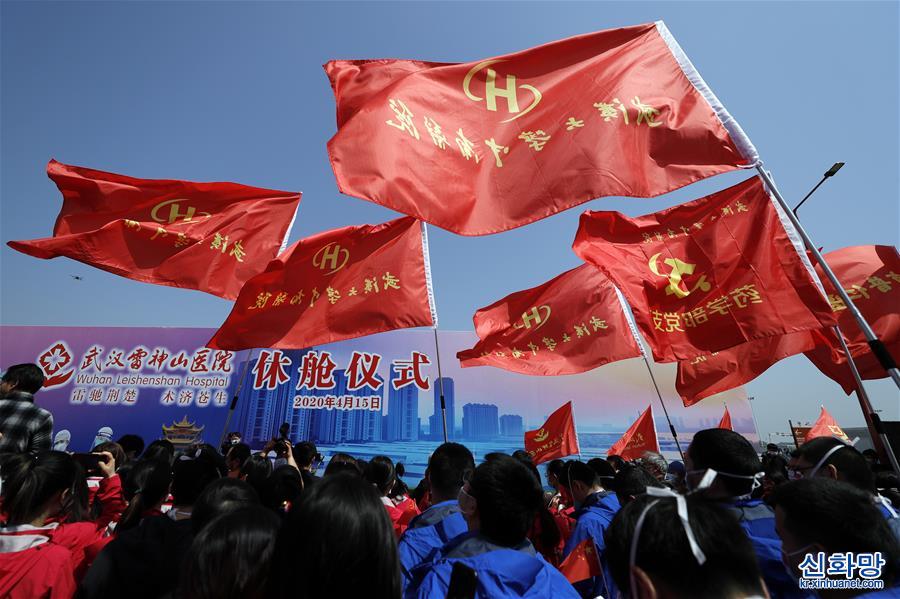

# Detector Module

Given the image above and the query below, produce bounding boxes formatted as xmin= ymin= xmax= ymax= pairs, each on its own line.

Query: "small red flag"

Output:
xmin=207 ymin=217 xmax=436 ymax=350
xmin=804 ymin=245 xmax=900 ymax=393
xmin=573 ymin=177 xmax=836 ymax=362
xmin=326 ymin=21 xmax=756 ymax=236
xmin=717 ymin=406 xmax=733 ymax=431
xmin=7 ymin=160 xmax=301 ymax=300
xmin=559 ymin=539 xmax=602 ymax=584
xmin=608 ymin=405 xmax=659 ymax=461
xmin=806 ymin=406 xmax=851 ymax=443
xmin=524 ymin=402 xmax=580 ymax=465
xmin=456 ymin=265 xmax=642 ymax=376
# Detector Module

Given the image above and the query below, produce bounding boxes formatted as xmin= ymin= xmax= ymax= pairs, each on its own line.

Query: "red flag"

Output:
xmin=607 ymin=405 xmax=659 ymax=461
xmin=7 ymin=160 xmax=301 ymax=300
xmin=573 ymin=177 xmax=836 ymax=362
xmin=326 ymin=21 xmax=756 ymax=236
xmin=717 ymin=406 xmax=733 ymax=431
xmin=524 ymin=402 xmax=580 ymax=465
xmin=806 ymin=406 xmax=851 ymax=443
xmin=207 ymin=217 xmax=436 ymax=350
xmin=456 ymin=265 xmax=641 ymax=376
xmin=804 ymin=245 xmax=900 ymax=393
xmin=559 ymin=539 xmax=602 ymax=584
xmin=675 ymin=328 xmax=837 ymax=406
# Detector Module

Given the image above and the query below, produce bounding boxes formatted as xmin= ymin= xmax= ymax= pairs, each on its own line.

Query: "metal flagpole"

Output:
xmin=432 ymin=328 xmax=449 ymax=443
xmin=219 ymin=348 xmax=256 ymax=449
xmin=833 ymin=325 xmax=900 ymax=475
xmin=755 ymin=165 xmax=900 ymax=390
xmin=420 ymin=221 xmax=447 ymax=443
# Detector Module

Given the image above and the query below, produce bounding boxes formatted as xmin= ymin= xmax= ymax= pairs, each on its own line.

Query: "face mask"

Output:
xmin=780 ymin=543 xmax=815 ymax=583
xmin=685 ymin=468 xmax=763 ymax=498
xmin=458 ymin=485 xmax=477 ymax=516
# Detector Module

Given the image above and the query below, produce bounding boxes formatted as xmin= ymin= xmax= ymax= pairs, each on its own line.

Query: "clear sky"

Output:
xmin=1 ymin=1 xmax=898 ymax=443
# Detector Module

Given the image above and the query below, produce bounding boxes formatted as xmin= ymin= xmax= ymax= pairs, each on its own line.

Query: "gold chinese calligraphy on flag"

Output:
xmin=573 ymin=176 xmax=836 ymax=362
xmin=7 ymin=160 xmax=301 ymax=300
xmin=206 ymin=217 xmax=437 ymax=351
xmin=325 ymin=21 xmax=757 ymax=236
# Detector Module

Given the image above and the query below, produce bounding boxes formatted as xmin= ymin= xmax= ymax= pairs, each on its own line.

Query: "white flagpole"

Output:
xmin=419 ymin=222 xmax=448 ymax=443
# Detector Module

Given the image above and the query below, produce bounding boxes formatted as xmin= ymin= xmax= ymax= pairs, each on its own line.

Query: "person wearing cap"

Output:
xmin=665 ymin=460 xmax=686 ymax=492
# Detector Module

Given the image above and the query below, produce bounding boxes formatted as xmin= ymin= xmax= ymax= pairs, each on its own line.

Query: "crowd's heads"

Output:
xmin=178 ymin=506 xmax=280 ymax=599
xmin=239 ymin=454 xmax=274 ymax=495
xmin=426 ymin=442 xmax=474 ymax=502
xmin=789 ymin=437 xmax=875 ymax=493
xmin=292 ymin=441 xmax=322 ymax=471
xmin=365 ymin=455 xmax=396 ymax=496
xmin=0 ymin=363 xmax=45 ymax=395
xmin=191 ymin=478 xmax=261 ymax=534
xmin=271 ymin=473 xmax=400 ymax=599
xmin=606 ymin=454 xmax=627 ymax=472
xmin=546 ymin=459 xmax=566 ymax=489
xmin=0 ymin=450 xmax=79 ymax=525
xmin=686 ymin=428 xmax=763 ymax=499
xmin=465 ymin=454 xmax=543 ymax=547
xmin=261 ymin=465 xmax=304 ymax=514
xmin=639 ymin=451 xmax=668 ymax=481
xmin=323 ymin=452 xmax=362 ymax=477
xmin=116 ymin=434 xmax=145 ymax=461
xmin=144 ymin=439 xmax=176 ymax=466
xmin=118 ymin=458 xmax=173 ymax=531
xmin=226 ymin=443 xmax=252 ymax=473
xmin=613 ymin=464 xmax=664 ymax=506
xmin=560 ymin=460 xmax=600 ymax=506
xmin=665 ymin=460 xmax=685 ymax=487
xmin=587 ymin=457 xmax=616 ymax=487
xmin=172 ymin=455 xmax=220 ymax=507
xmin=605 ymin=493 xmax=767 ymax=598
xmin=772 ymin=478 xmax=900 ymax=586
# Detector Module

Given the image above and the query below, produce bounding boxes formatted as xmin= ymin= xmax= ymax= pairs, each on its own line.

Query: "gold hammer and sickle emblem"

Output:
xmin=648 ymin=253 xmax=711 ymax=298
xmin=533 ymin=428 xmax=549 ymax=442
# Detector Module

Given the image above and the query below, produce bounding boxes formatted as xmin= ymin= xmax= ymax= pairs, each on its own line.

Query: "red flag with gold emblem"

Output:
xmin=559 ymin=539 xmax=602 ymax=584
xmin=7 ymin=160 xmax=301 ymax=300
xmin=326 ymin=21 xmax=757 ymax=236
xmin=573 ymin=176 xmax=836 ymax=362
xmin=607 ymin=405 xmax=659 ymax=461
xmin=804 ymin=245 xmax=900 ymax=393
xmin=206 ymin=217 xmax=436 ymax=350
xmin=456 ymin=265 xmax=641 ymax=375
xmin=806 ymin=406 xmax=851 ymax=443
xmin=524 ymin=401 xmax=580 ymax=465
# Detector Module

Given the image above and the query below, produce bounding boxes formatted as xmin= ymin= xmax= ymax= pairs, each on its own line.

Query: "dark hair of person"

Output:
xmin=192 ymin=478 xmax=261 ymax=534
xmin=771 ymin=478 xmax=900 ymax=584
xmin=512 ymin=449 xmax=532 ymax=462
xmin=606 ymin=455 xmax=627 ymax=471
xmin=239 ymin=454 xmax=273 ymax=494
xmin=469 ymin=454 xmax=543 ymax=547
xmin=365 ymin=456 xmax=396 ymax=496
xmin=688 ymin=429 xmax=762 ymax=496
xmin=587 ymin=457 xmax=616 ymax=484
xmin=261 ymin=465 xmax=304 ymax=515
xmin=324 ymin=452 xmax=362 ymax=477
xmin=172 ymin=456 xmax=220 ymax=506
xmin=292 ymin=441 xmax=318 ymax=468
xmin=546 ymin=459 xmax=566 ymax=481
xmin=512 ymin=452 xmax=542 ymax=485
xmin=763 ymin=455 xmax=789 ymax=488
xmin=93 ymin=441 xmax=126 ymax=471
xmin=270 ymin=473 xmax=400 ymax=599
xmin=116 ymin=434 xmax=145 ymax=459
xmin=605 ymin=494 xmax=766 ymax=597
xmin=612 ymin=464 xmax=665 ymax=505
xmin=791 ymin=437 xmax=875 ymax=493
xmin=390 ymin=463 xmax=410 ymax=499
xmin=512 ymin=451 xmax=561 ymax=552
xmin=427 ymin=442 xmax=475 ymax=499
xmin=144 ymin=439 xmax=176 ymax=466
xmin=194 ymin=443 xmax=228 ymax=477
xmin=0 ymin=451 xmax=78 ymax=525
xmin=875 ymin=472 xmax=900 ymax=507
xmin=177 ymin=506 xmax=280 ymax=599
xmin=561 ymin=460 xmax=598 ymax=490
xmin=1 ymin=363 xmax=45 ymax=394
xmin=117 ymin=458 xmax=172 ymax=531
xmin=226 ymin=443 xmax=252 ymax=469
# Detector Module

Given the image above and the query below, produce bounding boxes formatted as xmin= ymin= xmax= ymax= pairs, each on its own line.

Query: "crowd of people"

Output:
xmin=2 ymin=362 xmax=900 ymax=598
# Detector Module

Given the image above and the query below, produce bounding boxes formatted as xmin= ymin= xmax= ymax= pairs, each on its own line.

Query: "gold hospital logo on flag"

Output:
xmin=649 ymin=254 xmax=711 ymax=299
xmin=513 ymin=305 xmax=551 ymax=330
xmin=313 ymin=243 xmax=351 ymax=275
xmin=463 ymin=60 xmax=542 ymax=122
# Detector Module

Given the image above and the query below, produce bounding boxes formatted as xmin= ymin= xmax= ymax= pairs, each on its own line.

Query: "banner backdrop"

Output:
xmin=0 ymin=326 xmax=756 ymax=482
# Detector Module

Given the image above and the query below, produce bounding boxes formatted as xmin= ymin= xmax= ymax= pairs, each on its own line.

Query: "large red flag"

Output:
xmin=7 ymin=160 xmax=301 ymax=300
xmin=717 ymin=406 xmax=733 ymax=431
xmin=206 ymin=217 xmax=436 ymax=350
xmin=524 ymin=401 xmax=580 ymax=465
xmin=456 ymin=265 xmax=641 ymax=375
xmin=573 ymin=176 xmax=836 ymax=362
xmin=804 ymin=245 xmax=900 ymax=393
xmin=559 ymin=539 xmax=602 ymax=584
xmin=326 ymin=21 xmax=756 ymax=236
xmin=607 ymin=405 xmax=659 ymax=461
xmin=806 ymin=406 xmax=851 ymax=443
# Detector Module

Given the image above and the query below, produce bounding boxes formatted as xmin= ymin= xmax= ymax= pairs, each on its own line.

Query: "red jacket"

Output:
xmin=0 ymin=529 xmax=77 ymax=598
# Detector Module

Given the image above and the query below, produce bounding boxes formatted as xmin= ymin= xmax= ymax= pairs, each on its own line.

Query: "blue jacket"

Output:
xmin=399 ymin=500 xmax=468 ymax=589
xmin=563 ymin=491 xmax=620 ymax=599
xmin=726 ymin=498 xmax=812 ymax=599
xmin=405 ymin=532 xmax=580 ymax=599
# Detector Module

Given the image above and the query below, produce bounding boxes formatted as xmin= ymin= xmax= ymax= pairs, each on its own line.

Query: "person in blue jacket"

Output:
xmin=399 ymin=442 xmax=475 ymax=588
xmin=405 ymin=454 xmax=579 ymax=599
xmin=773 ymin=477 xmax=900 ymax=598
xmin=686 ymin=428 xmax=811 ymax=599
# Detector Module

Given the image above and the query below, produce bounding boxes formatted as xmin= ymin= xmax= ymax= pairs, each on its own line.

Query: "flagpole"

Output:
xmin=833 ymin=325 xmax=900 ymax=475
xmin=432 ymin=328 xmax=449 ymax=443
xmin=218 ymin=348 xmax=256 ymax=450
xmin=755 ymin=165 xmax=900 ymax=390
xmin=420 ymin=221 xmax=447 ymax=444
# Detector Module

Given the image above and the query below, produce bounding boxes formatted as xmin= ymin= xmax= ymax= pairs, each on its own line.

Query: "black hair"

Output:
xmin=511 ymin=449 xmax=532 ymax=462
xmin=177 ymin=506 xmax=280 ymax=599
xmin=226 ymin=443 xmax=252 ymax=469
xmin=270 ymin=473 xmax=400 ymax=599
xmin=365 ymin=456 xmax=396 ymax=496
xmin=512 ymin=452 xmax=542 ymax=486
xmin=469 ymin=454 xmax=543 ymax=547
xmin=93 ymin=441 xmax=126 ymax=471
xmin=561 ymin=460 xmax=598 ymax=490
xmin=292 ymin=441 xmax=319 ymax=468
xmin=324 ymin=453 xmax=362 ymax=477
xmin=0 ymin=451 xmax=78 ymax=525
xmin=771 ymin=478 xmax=900 ymax=584
xmin=1 ymin=363 xmax=45 ymax=394
xmin=239 ymin=454 xmax=273 ymax=496
xmin=613 ymin=464 xmax=664 ymax=506
xmin=116 ymin=434 xmax=146 ymax=459
xmin=605 ymin=494 xmax=766 ymax=597
xmin=587 ymin=457 xmax=616 ymax=483
xmin=117 ymin=458 xmax=173 ymax=532
xmin=172 ymin=456 xmax=220 ymax=506
xmin=688 ymin=429 xmax=762 ymax=497
xmin=791 ymin=437 xmax=875 ymax=493
xmin=260 ymin=465 xmax=304 ymax=515
xmin=195 ymin=443 xmax=228 ymax=478
xmin=606 ymin=455 xmax=628 ymax=471
xmin=144 ymin=439 xmax=176 ymax=466
xmin=191 ymin=477 xmax=261 ymax=534
xmin=427 ymin=442 xmax=475 ymax=500
xmin=546 ymin=459 xmax=566 ymax=481
xmin=512 ymin=451 xmax=561 ymax=553
xmin=390 ymin=463 xmax=409 ymax=499
xmin=763 ymin=455 xmax=789 ymax=488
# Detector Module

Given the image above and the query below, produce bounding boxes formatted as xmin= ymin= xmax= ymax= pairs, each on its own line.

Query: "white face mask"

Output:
xmin=685 ymin=468 xmax=764 ymax=499
xmin=458 ymin=485 xmax=477 ymax=516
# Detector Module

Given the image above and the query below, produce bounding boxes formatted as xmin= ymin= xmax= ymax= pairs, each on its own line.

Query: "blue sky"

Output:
xmin=1 ymin=1 xmax=897 ymax=442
